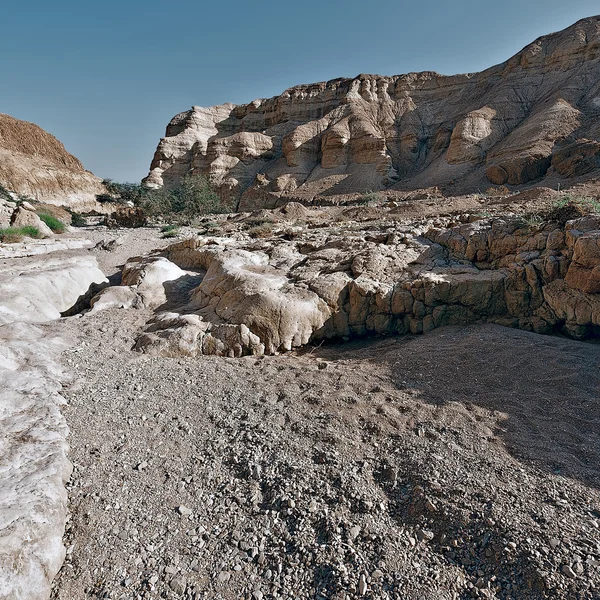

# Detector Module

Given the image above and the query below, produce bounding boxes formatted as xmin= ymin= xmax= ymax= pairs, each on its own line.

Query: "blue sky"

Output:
xmin=1 ymin=1 xmax=598 ymax=182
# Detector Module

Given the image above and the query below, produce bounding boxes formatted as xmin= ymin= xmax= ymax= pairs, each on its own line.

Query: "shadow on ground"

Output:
xmin=313 ymin=324 xmax=600 ymax=490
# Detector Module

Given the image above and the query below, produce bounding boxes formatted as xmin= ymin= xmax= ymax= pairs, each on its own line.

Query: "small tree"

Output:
xmin=141 ymin=175 xmax=231 ymax=221
xmin=99 ymin=179 xmax=145 ymax=204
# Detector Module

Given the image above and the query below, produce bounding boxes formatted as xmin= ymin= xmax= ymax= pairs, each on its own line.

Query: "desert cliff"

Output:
xmin=145 ymin=16 xmax=600 ymax=210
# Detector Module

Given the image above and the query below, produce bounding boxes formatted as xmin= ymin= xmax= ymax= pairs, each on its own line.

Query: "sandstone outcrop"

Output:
xmin=91 ymin=256 xmax=186 ymax=312
xmin=0 ymin=114 xmax=105 ymax=209
xmin=145 ymin=17 xmax=600 ymax=210
xmin=0 ymin=256 xmax=106 ymax=600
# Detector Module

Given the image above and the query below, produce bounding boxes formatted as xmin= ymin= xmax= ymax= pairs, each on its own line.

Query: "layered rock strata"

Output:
xmin=145 ymin=17 xmax=600 ymax=210
xmin=0 ymin=114 xmax=104 ymax=209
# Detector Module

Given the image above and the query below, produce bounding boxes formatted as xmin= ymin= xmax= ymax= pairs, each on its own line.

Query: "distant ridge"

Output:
xmin=0 ymin=113 xmax=104 ymax=206
xmin=145 ymin=16 xmax=600 ymax=210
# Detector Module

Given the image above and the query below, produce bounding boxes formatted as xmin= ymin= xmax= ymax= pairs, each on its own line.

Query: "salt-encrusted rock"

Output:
xmin=0 ymin=256 xmax=107 ymax=600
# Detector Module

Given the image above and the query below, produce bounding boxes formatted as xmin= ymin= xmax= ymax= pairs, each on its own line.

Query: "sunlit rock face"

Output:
xmin=0 ymin=113 xmax=105 ymax=209
xmin=145 ymin=17 xmax=600 ymax=210
xmin=0 ymin=256 xmax=106 ymax=600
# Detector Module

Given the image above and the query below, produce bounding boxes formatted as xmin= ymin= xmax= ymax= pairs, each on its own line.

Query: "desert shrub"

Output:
xmin=245 ymin=216 xmax=275 ymax=228
xmin=161 ymin=224 xmax=180 ymax=238
xmin=248 ymin=222 xmax=274 ymax=238
xmin=545 ymin=195 xmax=600 ymax=223
xmin=358 ymin=191 xmax=384 ymax=204
xmin=99 ymin=179 xmax=145 ymax=204
xmin=514 ymin=213 xmax=544 ymax=230
xmin=68 ymin=211 xmax=86 ymax=227
xmin=0 ymin=226 xmax=42 ymax=243
xmin=485 ymin=185 xmax=510 ymax=197
xmin=37 ymin=213 xmax=66 ymax=233
xmin=141 ymin=175 xmax=231 ymax=222
xmin=0 ymin=183 xmax=13 ymax=201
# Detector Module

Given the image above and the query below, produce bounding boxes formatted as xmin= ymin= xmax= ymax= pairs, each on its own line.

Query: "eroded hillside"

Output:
xmin=0 ymin=114 xmax=104 ymax=207
xmin=145 ymin=17 xmax=600 ymax=210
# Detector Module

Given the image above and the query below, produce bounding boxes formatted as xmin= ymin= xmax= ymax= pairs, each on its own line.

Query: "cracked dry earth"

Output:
xmin=49 ymin=279 xmax=600 ymax=599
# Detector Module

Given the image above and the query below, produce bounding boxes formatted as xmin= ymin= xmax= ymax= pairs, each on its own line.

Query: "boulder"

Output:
xmin=121 ymin=256 xmax=186 ymax=308
xmin=551 ymin=139 xmax=600 ymax=177
xmin=10 ymin=207 xmax=53 ymax=237
xmin=106 ymin=207 xmax=147 ymax=228
xmin=0 ymin=199 xmax=15 ymax=228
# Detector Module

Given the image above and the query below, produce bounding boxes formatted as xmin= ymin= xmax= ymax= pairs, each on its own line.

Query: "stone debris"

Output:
xmin=90 ymin=209 xmax=600 ymax=359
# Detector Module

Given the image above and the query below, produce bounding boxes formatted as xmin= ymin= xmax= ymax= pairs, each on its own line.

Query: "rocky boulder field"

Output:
xmin=0 ymin=185 xmax=599 ymax=600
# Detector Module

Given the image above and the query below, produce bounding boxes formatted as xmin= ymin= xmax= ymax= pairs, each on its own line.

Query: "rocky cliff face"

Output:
xmin=0 ymin=114 xmax=104 ymax=208
xmin=145 ymin=16 xmax=600 ymax=210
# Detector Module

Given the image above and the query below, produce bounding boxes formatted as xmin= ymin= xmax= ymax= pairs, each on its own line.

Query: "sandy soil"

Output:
xmin=43 ymin=226 xmax=600 ymax=600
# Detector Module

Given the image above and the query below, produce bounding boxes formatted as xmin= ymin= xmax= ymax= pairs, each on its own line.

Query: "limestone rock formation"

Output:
xmin=90 ymin=197 xmax=600 ymax=358
xmin=0 ymin=114 xmax=104 ymax=209
xmin=0 ymin=256 xmax=106 ymax=600
xmin=145 ymin=17 xmax=600 ymax=210
xmin=10 ymin=207 xmax=53 ymax=237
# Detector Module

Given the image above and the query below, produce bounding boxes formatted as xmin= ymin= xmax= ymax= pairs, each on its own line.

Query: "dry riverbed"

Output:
xmin=48 ymin=235 xmax=600 ymax=599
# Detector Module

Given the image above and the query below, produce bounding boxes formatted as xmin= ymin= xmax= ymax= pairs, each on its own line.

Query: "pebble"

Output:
xmin=169 ymin=574 xmax=187 ymax=595
xmin=348 ymin=525 xmax=361 ymax=541
xmin=217 ymin=571 xmax=230 ymax=583
xmin=562 ymin=565 xmax=576 ymax=578
xmin=358 ymin=573 xmax=368 ymax=595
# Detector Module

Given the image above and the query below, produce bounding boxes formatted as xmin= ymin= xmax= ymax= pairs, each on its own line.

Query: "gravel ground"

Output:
xmin=24 ymin=224 xmax=597 ymax=600
xmin=49 ymin=301 xmax=600 ymax=599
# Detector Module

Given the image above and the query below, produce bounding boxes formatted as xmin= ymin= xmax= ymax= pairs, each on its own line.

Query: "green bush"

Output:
xmin=161 ymin=225 xmax=180 ymax=238
xmin=545 ymin=195 xmax=600 ymax=223
xmin=141 ymin=175 xmax=232 ymax=222
xmin=554 ymin=195 xmax=600 ymax=212
xmin=0 ymin=184 xmax=13 ymax=202
xmin=99 ymin=179 xmax=145 ymax=204
xmin=0 ymin=226 xmax=42 ymax=243
xmin=515 ymin=214 xmax=544 ymax=230
xmin=248 ymin=222 xmax=274 ymax=238
xmin=68 ymin=211 xmax=86 ymax=227
xmin=37 ymin=213 xmax=66 ymax=233
xmin=358 ymin=191 xmax=384 ymax=205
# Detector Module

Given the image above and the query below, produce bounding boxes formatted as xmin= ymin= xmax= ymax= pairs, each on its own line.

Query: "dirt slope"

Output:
xmin=0 ymin=113 xmax=104 ymax=207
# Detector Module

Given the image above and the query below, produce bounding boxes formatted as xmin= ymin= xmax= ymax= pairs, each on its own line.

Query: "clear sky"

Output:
xmin=1 ymin=1 xmax=598 ymax=182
